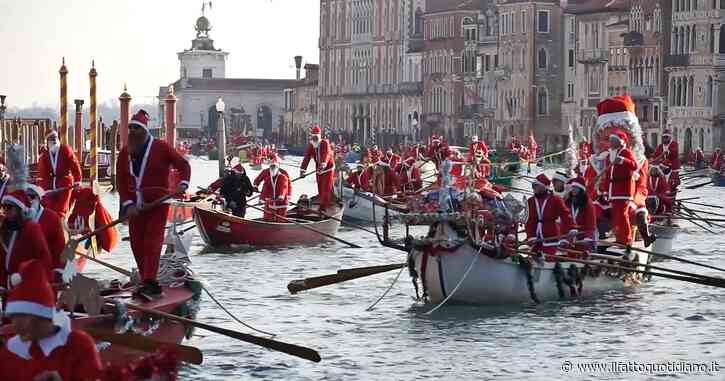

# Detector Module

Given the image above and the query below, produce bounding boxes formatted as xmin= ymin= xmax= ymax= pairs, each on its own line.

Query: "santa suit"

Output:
xmin=566 ymin=197 xmax=597 ymax=253
xmin=653 ymin=140 xmax=681 ymax=189
xmin=647 ymin=174 xmax=672 ymax=214
xmin=711 ymin=150 xmax=722 ymax=169
xmin=359 ymin=166 xmax=373 ymax=192
xmin=383 ymin=153 xmax=401 ymax=169
xmin=525 ymin=194 xmax=576 ymax=256
xmin=254 ymin=169 xmax=290 ymax=222
xmin=37 ymin=144 xmax=82 ymax=217
xmin=599 ymin=147 xmax=638 ymax=244
xmin=31 ymin=206 xmax=65 ymax=276
xmin=346 ymin=170 xmax=365 ymax=190
xmin=1 ymin=327 xmax=102 ymax=381
xmin=467 ymin=141 xmax=489 ymax=161
xmin=116 ymin=136 xmax=191 ymax=282
xmin=368 ymin=148 xmax=382 ymax=164
xmin=301 ymin=139 xmax=335 ymax=209
xmin=397 ymin=160 xmax=423 ymax=193
xmin=631 ymin=159 xmax=649 ymax=218
xmin=0 ymin=221 xmax=53 ymax=289
xmin=371 ymin=165 xmax=399 ymax=196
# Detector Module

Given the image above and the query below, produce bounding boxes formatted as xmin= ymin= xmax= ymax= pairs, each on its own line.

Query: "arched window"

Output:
xmin=688 ymin=75 xmax=694 ymax=106
xmin=720 ymin=25 xmax=725 ymax=53
xmin=707 ymin=76 xmax=714 ymax=106
xmin=676 ymin=77 xmax=683 ymax=106
xmin=691 ymin=25 xmax=697 ymax=51
xmin=537 ymin=87 xmax=548 ymax=115
xmin=685 ymin=26 xmax=691 ymax=53
xmin=538 ymin=48 xmax=547 ymax=69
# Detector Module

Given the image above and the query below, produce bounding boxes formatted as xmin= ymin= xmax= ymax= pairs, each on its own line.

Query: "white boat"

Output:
xmin=334 ymin=185 xmax=400 ymax=223
xmin=409 ymin=223 xmax=651 ymax=305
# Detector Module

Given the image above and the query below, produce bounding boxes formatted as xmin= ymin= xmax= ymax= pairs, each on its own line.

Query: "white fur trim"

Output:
xmin=5 ymin=300 xmax=54 ymax=319
xmin=122 ymin=200 xmax=135 ymax=208
xmin=179 ymin=180 xmax=190 ymax=188
xmin=1 ymin=195 xmax=27 ymax=212
xmin=570 ymin=182 xmax=587 ymax=191
xmin=552 ymin=173 xmax=568 ymax=182
xmin=129 ymin=120 xmax=148 ymax=129
xmin=24 ymin=184 xmax=45 ymax=197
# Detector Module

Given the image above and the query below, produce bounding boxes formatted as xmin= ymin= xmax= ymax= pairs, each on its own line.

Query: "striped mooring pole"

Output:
xmin=59 ymin=57 xmax=69 ymax=144
xmin=89 ymin=61 xmax=98 ymax=190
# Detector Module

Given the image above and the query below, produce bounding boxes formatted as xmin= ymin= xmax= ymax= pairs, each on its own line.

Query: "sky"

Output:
xmin=0 ymin=0 xmax=320 ymax=108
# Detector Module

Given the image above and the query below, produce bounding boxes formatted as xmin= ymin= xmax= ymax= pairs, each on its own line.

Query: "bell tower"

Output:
xmin=178 ymin=7 xmax=229 ymax=79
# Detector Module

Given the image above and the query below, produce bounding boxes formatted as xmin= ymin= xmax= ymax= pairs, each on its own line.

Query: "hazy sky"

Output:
xmin=0 ymin=0 xmax=320 ymax=108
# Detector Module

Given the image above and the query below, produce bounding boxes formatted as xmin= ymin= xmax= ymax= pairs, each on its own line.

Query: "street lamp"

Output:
xmin=216 ymin=97 xmax=226 ymax=177
xmin=0 ymin=95 xmax=7 ymax=120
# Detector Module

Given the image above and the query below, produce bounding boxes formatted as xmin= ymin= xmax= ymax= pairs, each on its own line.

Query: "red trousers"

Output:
xmin=263 ymin=200 xmax=287 ymax=222
xmin=316 ymin=171 xmax=334 ymax=210
xmin=610 ymin=199 xmax=633 ymax=245
xmin=129 ymin=204 xmax=169 ymax=282
xmin=44 ymin=188 xmax=73 ymax=218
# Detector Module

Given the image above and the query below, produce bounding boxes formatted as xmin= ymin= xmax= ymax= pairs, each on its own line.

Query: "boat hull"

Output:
xmin=335 ymin=186 xmax=399 ymax=223
xmin=411 ymin=243 xmax=650 ymax=305
xmin=194 ymin=205 xmax=343 ymax=247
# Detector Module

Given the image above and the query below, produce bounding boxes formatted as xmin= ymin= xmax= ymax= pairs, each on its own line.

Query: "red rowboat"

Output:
xmin=194 ymin=201 xmax=343 ymax=247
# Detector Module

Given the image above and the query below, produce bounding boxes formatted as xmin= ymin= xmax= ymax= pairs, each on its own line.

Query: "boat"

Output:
xmin=406 ymin=221 xmax=652 ymax=305
xmin=193 ymin=198 xmax=344 ymax=247
xmin=167 ymin=199 xmax=208 ymax=224
xmin=0 ymin=255 xmax=200 ymax=367
xmin=334 ymin=186 xmax=407 ymax=224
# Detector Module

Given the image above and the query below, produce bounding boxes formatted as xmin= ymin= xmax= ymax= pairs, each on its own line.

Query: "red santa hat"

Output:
xmin=4 ymin=259 xmax=56 ymax=320
xmin=232 ymin=163 xmax=245 ymax=173
xmin=533 ymin=174 xmax=551 ymax=188
xmin=2 ymin=189 xmax=31 ymax=214
xmin=609 ymin=130 xmax=629 ymax=146
xmin=567 ymin=176 xmax=587 ymax=191
xmin=268 ymin=154 xmax=280 ymax=165
xmin=45 ymin=130 xmax=59 ymax=140
xmin=129 ymin=109 xmax=150 ymax=131
xmin=310 ymin=125 xmax=322 ymax=137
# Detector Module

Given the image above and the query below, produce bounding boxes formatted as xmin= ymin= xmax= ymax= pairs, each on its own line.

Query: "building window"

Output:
xmin=538 ymin=48 xmax=548 ymax=69
xmin=485 ymin=55 xmax=491 ymax=72
xmin=567 ymin=82 xmax=574 ymax=98
xmin=654 ymin=105 xmax=659 ymax=121
xmin=522 ymin=11 xmax=527 ymax=33
xmin=202 ymin=69 xmax=213 ymax=79
xmin=642 ymin=105 xmax=649 ymax=121
xmin=568 ymin=49 xmax=574 ymax=67
xmin=537 ymin=10 xmax=550 ymax=33
xmin=537 ymin=88 xmax=548 ymax=115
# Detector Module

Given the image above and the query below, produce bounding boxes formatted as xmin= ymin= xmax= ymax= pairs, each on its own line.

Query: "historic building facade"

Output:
xmin=283 ymin=63 xmax=320 ymax=146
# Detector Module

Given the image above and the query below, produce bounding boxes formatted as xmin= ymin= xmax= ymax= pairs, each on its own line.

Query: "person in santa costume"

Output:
xmin=255 ymin=156 xmax=290 ymax=222
xmin=0 ymin=190 xmax=53 ymax=290
xmin=396 ymin=156 xmax=423 ymax=194
xmin=467 ymin=149 xmax=492 ymax=191
xmin=116 ymin=110 xmax=191 ymax=298
xmin=565 ymin=177 xmax=597 ymax=254
xmin=467 ymin=135 xmax=489 ymax=161
xmin=646 ymin=164 xmax=673 ymax=216
xmin=525 ymin=174 xmax=577 ymax=257
xmin=371 ymin=161 xmax=400 ymax=196
xmin=367 ymin=145 xmax=383 ymax=164
xmin=0 ymin=164 xmax=10 ymax=201
xmin=345 ymin=164 xmax=370 ymax=191
xmin=653 ymin=128 xmax=681 ymax=191
xmin=23 ymin=185 xmax=66 ymax=278
xmin=551 ymin=171 xmax=570 ymax=199
xmin=300 ymin=125 xmax=336 ymax=211
xmin=0 ymin=259 xmax=103 ymax=381
xmin=36 ymin=130 xmax=82 ymax=218
xmin=598 ymin=130 xmax=638 ymax=245
xmin=711 ymin=148 xmax=722 ymax=170
xmin=382 ymin=149 xmax=401 ymax=169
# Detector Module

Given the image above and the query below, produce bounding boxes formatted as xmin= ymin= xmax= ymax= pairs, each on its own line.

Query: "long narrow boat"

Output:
xmin=334 ymin=186 xmax=405 ymax=223
xmin=407 ymin=222 xmax=652 ymax=305
xmin=194 ymin=200 xmax=344 ymax=247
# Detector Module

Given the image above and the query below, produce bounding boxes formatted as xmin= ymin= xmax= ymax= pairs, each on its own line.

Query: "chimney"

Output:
xmin=294 ymin=55 xmax=303 ymax=80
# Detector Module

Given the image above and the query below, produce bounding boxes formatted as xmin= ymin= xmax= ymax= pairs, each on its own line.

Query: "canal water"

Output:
xmin=87 ymin=157 xmax=725 ymax=380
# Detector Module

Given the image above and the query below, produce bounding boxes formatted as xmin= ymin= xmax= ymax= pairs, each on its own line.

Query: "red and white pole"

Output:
xmin=119 ymin=84 xmax=131 ymax=148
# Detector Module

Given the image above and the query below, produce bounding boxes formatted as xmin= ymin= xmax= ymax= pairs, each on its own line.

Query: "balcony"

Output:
xmin=664 ymin=55 xmax=690 ymax=67
xmin=399 ymin=81 xmax=423 ymax=95
xmin=577 ymin=49 xmax=609 ymax=64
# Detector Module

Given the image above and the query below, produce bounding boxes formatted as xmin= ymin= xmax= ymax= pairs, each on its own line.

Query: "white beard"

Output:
xmin=29 ymin=198 xmax=42 ymax=219
xmin=311 ymin=140 xmax=320 ymax=149
xmin=49 ymin=143 xmax=60 ymax=155
xmin=608 ymin=148 xmax=618 ymax=163
xmin=270 ymin=168 xmax=279 ymax=177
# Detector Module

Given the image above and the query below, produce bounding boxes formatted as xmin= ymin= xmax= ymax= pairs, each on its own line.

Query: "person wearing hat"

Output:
xmin=565 ymin=177 xmax=597 ymax=254
xmin=396 ymin=156 xmax=423 ymax=194
xmin=116 ymin=109 xmax=191 ymax=298
xmin=467 ymin=135 xmax=489 ymax=162
xmin=367 ymin=145 xmax=383 ymax=164
xmin=36 ymin=130 xmax=82 ymax=218
xmin=524 ymin=174 xmax=577 ymax=257
xmin=255 ymin=155 xmax=291 ymax=222
xmin=599 ymin=130 xmax=638 ymax=245
xmin=300 ymin=125 xmax=336 ymax=211
xmin=382 ymin=149 xmax=401 ymax=170
xmin=653 ymin=128 xmax=681 ymax=191
xmin=345 ymin=163 xmax=368 ymax=191
xmin=0 ymin=190 xmax=53 ymax=291
xmin=24 ymin=185 xmax=66 ymax=277
xmin=468 ymin=149 xmax=492 ymax=191
xmin=711 ymin=148 xmax=722 ymax=170
xmin=551 ymin=171 xmax=570 ymax=199
xmin=646 ymin=164 xmax=672 ymax=216
xmin=0 ymin=259 xmax=103 ymax=380
xmin=204 ymin=164 xmax=254 ymax=218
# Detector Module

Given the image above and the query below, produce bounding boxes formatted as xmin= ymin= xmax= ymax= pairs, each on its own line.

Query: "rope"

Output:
xmin=425 ymin=245 xmax=482 ymax=315
xmin=201 ymin=284 xmax=277 ymax=337
xmin=365 ymin=264 xmax=407 ymax=311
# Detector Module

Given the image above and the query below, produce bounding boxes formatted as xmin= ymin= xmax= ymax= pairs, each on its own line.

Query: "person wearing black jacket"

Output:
xmin=202 ymin=164 xmax=254 ymax=217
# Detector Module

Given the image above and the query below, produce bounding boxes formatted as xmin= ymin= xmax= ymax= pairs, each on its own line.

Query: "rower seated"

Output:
xmin=254 ymin=157 xmax=290 ymax=222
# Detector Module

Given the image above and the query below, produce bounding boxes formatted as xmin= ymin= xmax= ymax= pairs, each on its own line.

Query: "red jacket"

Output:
xmin=1 ymin=328 xmax=102 ymax=381
xmin=371 ymin=167 xmax=399 ymax=196
xmin=633 ymin=159 xmax=649 ymax=208
xmin=599 ymin=147 xmax=638 ymax=200
xmin=525 ymin=194 xmax=575 ymax=244
xmin=346 ymin=170 xmax=366 ymax=190
xmin=301 ymin=140 xmax=335 ymax=175
xmin=254 ymin=169 xmax=290 ymax=201
xmin=383 ymin=153 xmax=401 ymax=169
xmin=37 ymin=144 xmax=81 ymax=190
xmin=117 ymin=137 xmax=191 ymax=211
xmin=0 ymin=221 xmax=53 ymax=288
xmin=566 ymin=198 xmax=596 ymax=240
xmin=467 ymin=141 xmax=489 ymax=160
xmin=654 ymin=141 xmax=681 ymax=170
xmin=33 ymin=207 xmax=65 ymax=273
xmin=397 ymin=161 xmax=422 ymax=193
xmin=648 ymin=174 xmax=672 ymax=206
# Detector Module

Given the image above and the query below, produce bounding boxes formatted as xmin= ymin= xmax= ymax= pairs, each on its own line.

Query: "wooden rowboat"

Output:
xmin=193 ymin=201 xmax=344 ymax=247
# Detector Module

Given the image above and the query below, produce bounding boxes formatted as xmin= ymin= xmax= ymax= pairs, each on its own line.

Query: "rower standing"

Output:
xmin=599 ymin=131 xmax=638 ymax=245
xmin=646 ymin=164 xmax=673 ymax=216
xmin=117 ymin=110 xmax=191 ymax=298
xmin=36 ymin=130 xmax=82 ymax=218
xmin=525 ymin=174 xmax=577 ymax=257
xmin=255 ymin=156 xmax=290 ymax=222
xmin=300 ymin=125 xmax=335 ymax=211
xmin=565 ymin=177 xmax=597 ymax=254
xmin=653 ymin=128 xmax=681 ymax=191
xmin=467 ymin=135 xmax=489 ymax=161
xmin=0 ymin=260 xmax=103 ymax=381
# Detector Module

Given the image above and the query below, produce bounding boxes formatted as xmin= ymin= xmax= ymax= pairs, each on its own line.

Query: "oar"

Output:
xmin=122 ymin=219 xmax=195 ymax=241
xmin=287 ymin=263 xmax=406 ymax=294
xmin=287 ymin=200 xmax=377 ymax=236
xmin=657 ymin=215 xmax=725 ymax=223
xmin=75 ymin=251 xmax=132 ymax=276
xmin=603 ymin=241 xmax=725 ymax=273
xmin=122 ymin=302 xmax=321 ymax=363
xmin=85 ymin=328 xmax=203 ymax=365
xmin=672 ymin=211 xmax=718 ymax=233
xmin=245 ymin=202 xmax=361 ymax=248
xmin=685 ymin=180 xmax=713 ymax=189
xmin=61 ymin=194 xmax=176 ymax=262
xmin=675 ymin=206 xmax=725 ymax=218
xmin=678 ymin=200 xmax=723 ymax=209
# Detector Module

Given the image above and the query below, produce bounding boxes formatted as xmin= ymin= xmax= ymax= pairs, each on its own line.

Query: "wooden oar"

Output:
xmin=75 ymin=251 xmax=132 ymax=276
xmin=675 ymin=206 xmax=725 ymax=218
xmin=245 ymin=202 xmax=362 ymax=248
xmin=685 ymin=180 xmax=713 ymax=189
xmin=658 ymin=215 xmax=725 ymax=223
xmin=287 ymin=263 xmax=406 ymax=294
xmin=678 ymin=200 xmax=723 ymax=209
xmin=287 ymin=200 xmax=377 ymax=236
xmin=85 ymin=328 xmax=203 ymax=365
xmin=603 ymin=241 xmax=725 ymax=273
xmin=123 ymin=302 xmax=321 ymax=363
xmin=60 ymin=194 xmax=176 ymax=262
